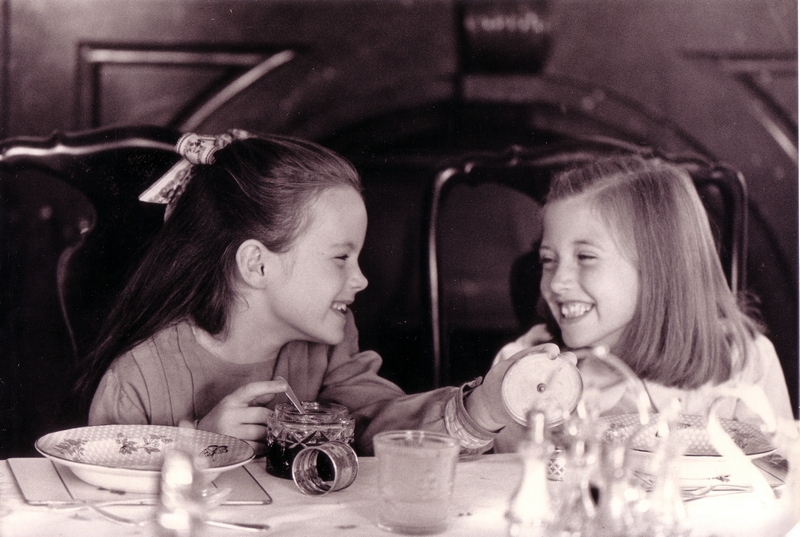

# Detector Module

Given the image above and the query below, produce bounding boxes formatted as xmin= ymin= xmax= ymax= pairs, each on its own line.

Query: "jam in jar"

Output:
xmin=266 ymin=401 xmax=355 ymax=479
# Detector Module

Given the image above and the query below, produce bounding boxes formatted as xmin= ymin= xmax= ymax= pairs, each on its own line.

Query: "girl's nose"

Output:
xmin=350 ymin=264 xmax=368 ymax=292
xmin=547 ymin=262 xmax=575 ymax=294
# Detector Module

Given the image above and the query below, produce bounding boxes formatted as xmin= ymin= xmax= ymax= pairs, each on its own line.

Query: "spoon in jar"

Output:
xmin=275 ymin=376 xmax=305 ymax=414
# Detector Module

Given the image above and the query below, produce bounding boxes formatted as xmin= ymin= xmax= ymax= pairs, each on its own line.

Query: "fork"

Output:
xmin=680 ymin=484 xmax=753 ymax=501
xmin=681 ymin=483 xmax=783 ymax=502
xmin=632 ymin=471 xmax=780 ymax=502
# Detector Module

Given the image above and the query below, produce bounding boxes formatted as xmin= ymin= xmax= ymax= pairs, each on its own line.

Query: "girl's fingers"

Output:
xmin=493 ymin=341 xmax=527 ymax=365
xmin=527 ymin=342 xmax=561 ymax=359
xmin=251 ymin=392 xmax=279 ymax=406
xmin=238 ymin=405 xmax=272 ymax=425
xmin=198 ymin=405 xmax=271 ymax=439
xmin=493 ymin=324 xmax=558 ymax=365
xmin=560 ymin=351 xmax=578 ymax=366
xmin=228 ymin=379 xmax=289 ymax=405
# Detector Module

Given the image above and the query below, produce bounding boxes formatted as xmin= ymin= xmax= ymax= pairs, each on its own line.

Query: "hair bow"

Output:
xmin=139 ymin=129 xmax=252 ymax=207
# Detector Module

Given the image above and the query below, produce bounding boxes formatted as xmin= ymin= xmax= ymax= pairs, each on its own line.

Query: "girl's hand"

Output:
xmin=492 ymin=324 xmax=555 ymax=365
xmin=468 ymin=342 xmax=576 ymax=431
xmin=197 ymin=379 xmax=288 ymax=443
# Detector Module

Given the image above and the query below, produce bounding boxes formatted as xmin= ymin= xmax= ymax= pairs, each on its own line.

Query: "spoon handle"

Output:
xmin=275 ymin=376 xmax=305 ymax=414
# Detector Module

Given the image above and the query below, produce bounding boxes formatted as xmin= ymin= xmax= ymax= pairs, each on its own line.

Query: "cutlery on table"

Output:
xmin=83 ymin=503 xmax=270 ymax=532
xmin=633 ymin=471 xmax=782 ymax=502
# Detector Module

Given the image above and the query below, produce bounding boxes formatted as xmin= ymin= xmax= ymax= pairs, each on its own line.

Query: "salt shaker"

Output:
xmin=549 ymin=402 xmax=601 ymax=536
xmin=506 ymin=412 xmax=555 ymax=537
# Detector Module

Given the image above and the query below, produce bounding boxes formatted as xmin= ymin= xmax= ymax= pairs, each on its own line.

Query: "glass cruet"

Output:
xmin=588 ymin=439 xmax=643 ymax=537
xmin=548 ymin=402 xmax=602 ymax=537
xmin=154 ymin=424 xmax=231 ymax=537
xmin=637 ymin=400 xmax=690 ymax=537
xmin=155 ymin=435 xmax=207 ymax=537
xmin=506 ymin=412 xmax=556 ymax=537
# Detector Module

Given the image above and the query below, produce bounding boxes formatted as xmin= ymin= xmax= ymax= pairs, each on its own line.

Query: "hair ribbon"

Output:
xmin=139 ymin=129 xmax=252 ymax=206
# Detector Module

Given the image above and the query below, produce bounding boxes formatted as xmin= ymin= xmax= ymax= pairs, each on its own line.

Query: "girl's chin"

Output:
xmin=559 ymin=330 xmax=600 ymax=351
xmin=316 ymin=328 xmax=346 ymax=346
xmin=558 ymin=327 xmax=586 ymax=347
xmin=302 ymin=316 xmax=347 ymax=346
xmin=562 ymin=334 xmax=620 ymax=354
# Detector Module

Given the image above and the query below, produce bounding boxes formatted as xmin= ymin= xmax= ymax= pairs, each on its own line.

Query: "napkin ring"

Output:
xmin=291 ymin=441 xmax=358 ymax=496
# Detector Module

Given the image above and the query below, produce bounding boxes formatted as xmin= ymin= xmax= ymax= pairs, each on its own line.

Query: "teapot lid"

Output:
xmin=501 ymin=347 xmax=583 ymax=426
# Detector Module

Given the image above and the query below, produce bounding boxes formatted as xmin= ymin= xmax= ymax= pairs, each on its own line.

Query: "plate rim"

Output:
xmin=600 ymin=413 xmax=775 ymax=458
xmin=630 ymin=446 xmax=777 ymax=460
xmin=35 ymin=423 xmax=256 ymax=474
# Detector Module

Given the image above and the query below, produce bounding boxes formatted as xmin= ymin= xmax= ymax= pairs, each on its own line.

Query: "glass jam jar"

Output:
xmin=266 ymin=401 xmax=355 ymax=479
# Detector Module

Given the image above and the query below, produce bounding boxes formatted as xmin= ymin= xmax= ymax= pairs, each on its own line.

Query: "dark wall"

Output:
xmin=0 ymin=0 xmax=797 ymax=457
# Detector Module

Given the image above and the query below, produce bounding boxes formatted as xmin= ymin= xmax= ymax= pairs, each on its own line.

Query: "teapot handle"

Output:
xmin=591 ymin=346 xmax=655 ymax=426
xmin=707 ymin=384 xmax=777 ymax=505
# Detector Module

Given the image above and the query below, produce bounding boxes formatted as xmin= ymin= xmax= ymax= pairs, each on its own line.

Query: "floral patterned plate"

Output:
xmin=601 ymin=413 xmax=775 ymax=486
xmin=601 ymin=413 xmax=774 ymax=457
xmin=35 ymin=424 xmax=255 ymax=494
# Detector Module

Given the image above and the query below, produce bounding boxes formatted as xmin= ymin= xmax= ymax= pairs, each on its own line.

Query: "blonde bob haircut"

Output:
xmin=544 ymin=155 xmax=760 ymax=388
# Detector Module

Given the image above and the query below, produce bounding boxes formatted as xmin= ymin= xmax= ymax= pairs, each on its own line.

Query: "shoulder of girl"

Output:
xmin=751 ymin=332 xmax=777 ymax=353
xmin=731 ymin=333 xmax=775 ymax=378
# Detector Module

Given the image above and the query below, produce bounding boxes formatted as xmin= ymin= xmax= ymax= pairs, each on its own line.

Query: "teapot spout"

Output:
xmin=590 ymin=346 xmax=654 ymax=426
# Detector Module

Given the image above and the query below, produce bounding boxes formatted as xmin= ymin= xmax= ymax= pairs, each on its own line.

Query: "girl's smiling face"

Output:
xmin=267 ymin=185 xmax=368 ymax=346
xmin=539 ymin=193 xmax=639 ymax=351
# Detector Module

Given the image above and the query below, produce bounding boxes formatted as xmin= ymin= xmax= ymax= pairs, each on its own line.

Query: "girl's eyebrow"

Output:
xmin=540 ymin=239 xmax=601 ymax=249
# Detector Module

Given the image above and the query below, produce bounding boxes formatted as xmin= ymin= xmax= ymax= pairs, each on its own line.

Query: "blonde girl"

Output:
xmin=495 ymin=155 xmax=793 ymax=450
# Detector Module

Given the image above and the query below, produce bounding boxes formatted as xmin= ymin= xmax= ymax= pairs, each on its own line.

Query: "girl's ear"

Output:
xmin=236 ymin=239 xmax=270 ymax=288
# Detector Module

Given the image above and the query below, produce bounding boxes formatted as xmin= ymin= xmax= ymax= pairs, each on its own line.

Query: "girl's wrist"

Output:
xmin=444 ymin=379 xmax=498 ymax=451
xmin=464 ymin=382 xmax=505 ymax=433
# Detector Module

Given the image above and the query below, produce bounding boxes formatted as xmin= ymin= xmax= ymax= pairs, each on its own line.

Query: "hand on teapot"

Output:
xmin=467 ymin=339 xmax=577 ymax=432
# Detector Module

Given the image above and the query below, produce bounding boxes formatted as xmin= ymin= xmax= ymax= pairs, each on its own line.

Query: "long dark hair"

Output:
xmin=541 ymin=155 xmax=760 ymax=388
xmin=75 ymin=134 xmax=362 ymax=410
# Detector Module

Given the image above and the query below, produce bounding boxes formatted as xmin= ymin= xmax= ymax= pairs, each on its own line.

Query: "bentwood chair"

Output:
xmin=427 ymin=136 xmax=748 ymax=388
xmin=0 ymin=125 xmax=181 ymax=457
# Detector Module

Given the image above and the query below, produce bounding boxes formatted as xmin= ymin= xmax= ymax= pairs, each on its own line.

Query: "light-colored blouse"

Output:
xmin=493 ymin=330 xmax=794 ymax=453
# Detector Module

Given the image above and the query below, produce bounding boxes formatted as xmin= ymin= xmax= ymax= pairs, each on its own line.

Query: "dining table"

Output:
xmin=1 ymin=451 xmax=799 ymax=537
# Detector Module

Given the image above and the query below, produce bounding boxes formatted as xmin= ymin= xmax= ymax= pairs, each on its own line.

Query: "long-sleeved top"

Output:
xmin=493 ymin=329 xmax=794 ymax=453
xmin=89 ymin=312 xmax=493 ymax=455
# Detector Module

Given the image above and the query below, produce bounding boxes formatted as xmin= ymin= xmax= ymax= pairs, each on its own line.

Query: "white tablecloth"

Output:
xmin=1 ymin=454 xmax=798 ymax=537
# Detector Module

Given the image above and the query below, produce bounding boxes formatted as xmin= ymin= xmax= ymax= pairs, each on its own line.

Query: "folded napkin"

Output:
xmin=9 ymin=458 xmax=271 ymax=506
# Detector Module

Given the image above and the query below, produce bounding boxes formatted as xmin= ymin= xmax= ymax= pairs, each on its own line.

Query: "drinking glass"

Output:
xmin=373 ymin=430 xmax=460 ymax=535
